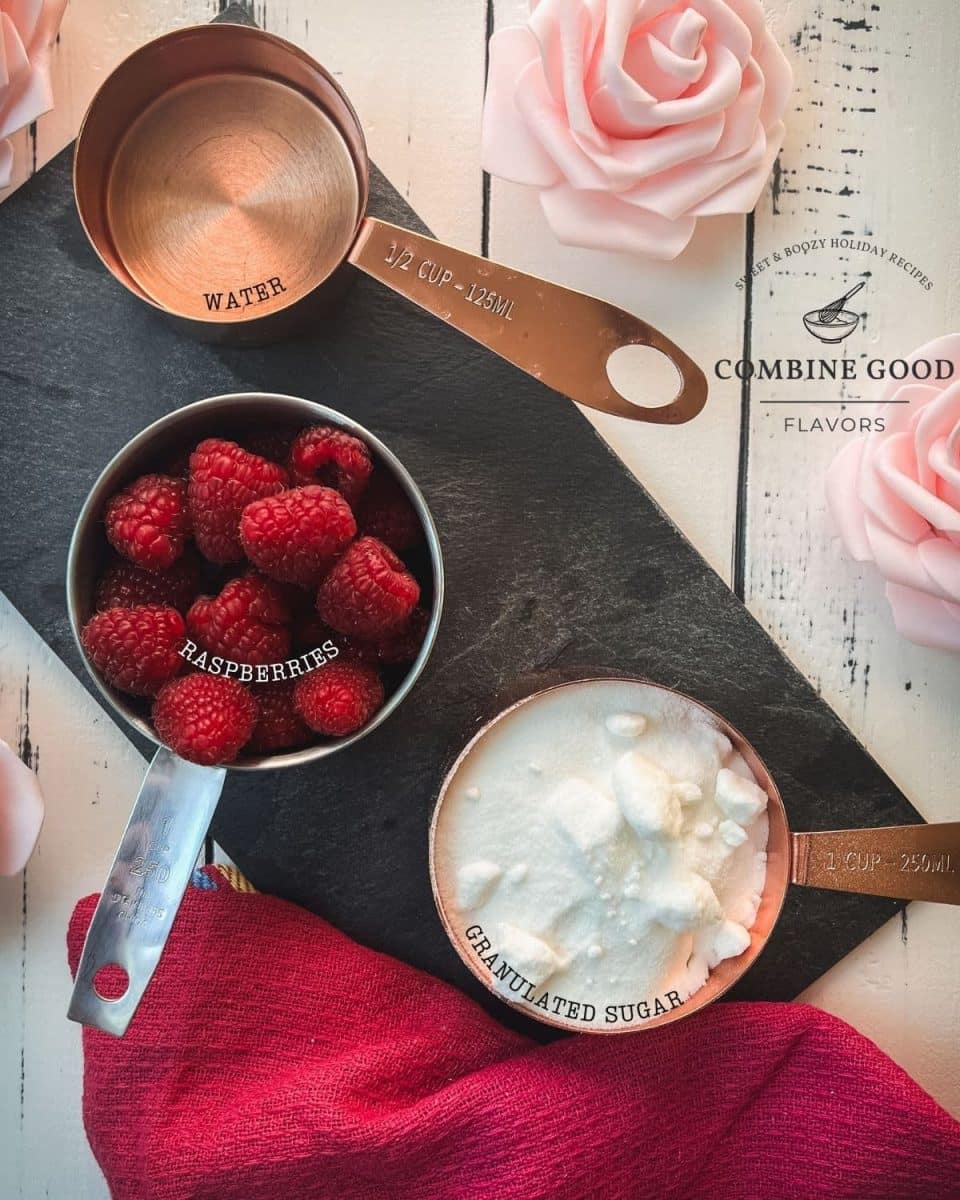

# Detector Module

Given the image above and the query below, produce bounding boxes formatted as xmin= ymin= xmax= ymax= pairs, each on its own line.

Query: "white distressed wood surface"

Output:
xmin=745 ymin=0 xmax=960 ymax=1115
xmin=1 ymin=2 xmax=957 ymax=1195
xmin=0 ymin=595 xmax=146 ymax=1199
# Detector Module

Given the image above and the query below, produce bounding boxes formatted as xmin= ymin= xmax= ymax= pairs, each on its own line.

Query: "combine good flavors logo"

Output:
xmin=716 ymin=235 xmax=951 ymax=434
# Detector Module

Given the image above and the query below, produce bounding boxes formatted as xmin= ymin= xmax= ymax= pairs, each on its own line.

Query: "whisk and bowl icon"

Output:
xmin=802 ymin=280 xmax=866 ymax=343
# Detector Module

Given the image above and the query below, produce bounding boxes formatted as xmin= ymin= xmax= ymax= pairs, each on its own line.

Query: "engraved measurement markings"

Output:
xmin=824 ymin=850 xmax=956 ymax=874
xmin=384 ymin=242 xmax=516 ymax=320
xmin=107 ymin=812 xmax=177 ymax=924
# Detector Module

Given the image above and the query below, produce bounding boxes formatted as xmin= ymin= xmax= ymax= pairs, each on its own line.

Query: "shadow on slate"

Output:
xmin=0 ymin=147 xmax=921 ymax=1042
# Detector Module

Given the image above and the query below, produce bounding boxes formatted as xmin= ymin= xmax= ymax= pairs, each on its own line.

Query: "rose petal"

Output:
xmin=704 ymin=57 xmax=764 ymax=163
xmin=514 ymin=57 xmax=608 ymax=188
xmin=598 ymin=0 xmax=679 ymax=89
xmin=885 ymin=583 xmax=960 ymax=653
xmin=0 ymin=17 xmax=10 ymax=90
xmin=591 ymin=40 xmax=744 ymax=134
xmin=585 ymin=0 xmax=664 ymax=134
xmin=0 ymin=3 xmax=61 ymax=141
xmin=540 ymin=184 xmax=697 ymax=258
xmin=556 ymin=1 xmax=607 ymax=151
xmin=825 ymin=437 xmax=872 ymax=560
xmin=481 ymin=27 xmax=564 ymax=187
xmin=664 ymin=7 xmax=709 ymax=61
xmin=917 ymin=536 xmax=960 ymax=602
xmin=864 ymin=516 xmax=943 ymax=596
xmin=0 ymin=738 xmax=44 ymax=876
xmin=876 ymin=382 xmax=941 ymax=439
xmin=930 ymin=437 xmax=960 ymax=510
xmin=752 ymin=28 xmax=794 ymax=130
xmin=689 ymin=0 xmax=755 ymax=67
xmin=913 ymin=379 xmax=960 ymax=492
xmin=622 ymin=11 xmax=708 ymax=103
xmin=0 ymin=13 xmax=31 ymax=138
xmin=875 ymin=430 xmax=960 ymax=535
xmin=6 ymin=0 xmax=47 ymax=49
xmin=689 ymin=119 xmax=783 ymax=216
xmin=855 ymin=432 xmax=930 ymax=542
xmin=721 ymin=0 xmax=767 ymax=45
xmin=579 ymin=114 xmax=725 ymax=191
xmin=621 ymin=120 xmax=767 ymax=220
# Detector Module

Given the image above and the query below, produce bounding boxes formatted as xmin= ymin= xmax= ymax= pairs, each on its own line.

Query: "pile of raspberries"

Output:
xmin=80 ymin=425 xmax=430 ymax=766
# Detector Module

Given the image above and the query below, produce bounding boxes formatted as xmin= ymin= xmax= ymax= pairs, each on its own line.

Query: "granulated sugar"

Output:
xmin=433 ymin=681 xmax=768 ymax=1029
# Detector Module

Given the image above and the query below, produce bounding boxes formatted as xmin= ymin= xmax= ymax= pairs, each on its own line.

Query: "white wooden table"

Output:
xmin=2 ymin=2 xmax=958 ymax=1194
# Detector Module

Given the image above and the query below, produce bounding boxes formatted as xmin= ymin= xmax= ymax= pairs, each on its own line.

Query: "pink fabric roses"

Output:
xmin=826 ymin=335 xmax=960 ymax=653
xmin=0 ymin=739 xmax=43 ymax=875
xmin=0 ymin=0 xmax=67 ymax=189
xmin=481 ymin=0 xmax=792 ymax=259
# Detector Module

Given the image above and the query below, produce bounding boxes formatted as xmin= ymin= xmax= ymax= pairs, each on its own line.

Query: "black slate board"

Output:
xmin=0 ymin=146 xmax=921 ymax=1041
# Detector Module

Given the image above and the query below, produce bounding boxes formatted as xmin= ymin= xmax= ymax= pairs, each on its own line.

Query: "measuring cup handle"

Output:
xmin=68 ymin=748 xmax=226 ymax=1037
xmin=348 ymin=218 xmax=707 ymax=424
xmin=791 ymin=822 xmax=960 ymax=904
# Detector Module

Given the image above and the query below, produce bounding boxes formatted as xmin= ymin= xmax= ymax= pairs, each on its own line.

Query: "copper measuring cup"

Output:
xmin=73 ymin=22 xmax=706 ymax=425
xmin=66 ymin=393 xmax=443 ymax=1036
xmin=430 ymin=678 xmax=960 ymax=1035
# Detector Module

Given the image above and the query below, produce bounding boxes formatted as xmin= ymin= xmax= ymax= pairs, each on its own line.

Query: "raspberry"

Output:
xmin=81 ymin=605 xmax=185 ymax=697
xmin=187 ymin=574 xmax=291 ymax=666
xmin=153 ymin=675 xmax=258 ymax=766
xmin=293 ymin=660 xmax=384 ymax=737
xmin=188 ymin=439 xmax=287 ymax=563
xmin=95 ymin=552 xmax=202 ymax=614
xmin=316 ymin=537 xmax=420 ymax=639
xmin=363 ymin=605 xmax=430 ymax=665
xmin=240 ymin=486 xmax=356 ymax=586
xmin=355 ymin=472 xmax=423 ymax=552
xmin=288 ymin=425 xmax=373 ymax=504
xmin=248 ymin=682 xmax=312 ymax=753
xmin=105 ymin=474 xmax=190 ymax=570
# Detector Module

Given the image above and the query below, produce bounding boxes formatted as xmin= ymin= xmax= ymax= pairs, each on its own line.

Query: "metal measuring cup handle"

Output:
xmin=791 ymin=822 xmax=960 ymax=905
xmin=68 ymin=748 xmax=226 ymax=1037
xmin=348 ymin=219 xmax=707 ymax=425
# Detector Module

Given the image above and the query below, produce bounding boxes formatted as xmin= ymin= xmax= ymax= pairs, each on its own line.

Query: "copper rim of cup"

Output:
xmin=429 ymin=676 xmax=790 ymax=1034
xmin=66 ymin=392 xmax=444 ymax=771
xmin=73 ymin=23 xmax=371 ymax=329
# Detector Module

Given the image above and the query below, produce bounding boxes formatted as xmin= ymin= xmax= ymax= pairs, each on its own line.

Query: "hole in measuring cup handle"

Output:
xmin=606 ymin=344 xmax=684 ymax=412
xmin=93 ymin=963 xmax=130 ymax=1001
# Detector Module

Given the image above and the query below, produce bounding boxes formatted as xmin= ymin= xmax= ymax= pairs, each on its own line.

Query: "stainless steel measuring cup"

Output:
xmin=67 ymin=392 xmax=443 ymax=1035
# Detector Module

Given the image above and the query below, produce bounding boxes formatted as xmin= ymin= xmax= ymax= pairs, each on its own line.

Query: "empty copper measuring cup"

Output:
xmin=73 ymin=22 xmax=706 ymax=425
xmin=430 ymin=678 xmax=960 ymax=1034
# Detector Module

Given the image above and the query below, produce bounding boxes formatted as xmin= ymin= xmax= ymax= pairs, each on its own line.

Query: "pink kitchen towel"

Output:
xmin=68 ymin=866 xmax=960 ymax=1199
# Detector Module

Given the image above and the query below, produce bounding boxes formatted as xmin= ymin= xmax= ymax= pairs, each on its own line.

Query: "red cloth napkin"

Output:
xmin=69 ymin=866 xmax=960 ymax=1200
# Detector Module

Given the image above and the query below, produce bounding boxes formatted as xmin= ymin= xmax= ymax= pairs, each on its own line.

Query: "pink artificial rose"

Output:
xmin=826 ymin=335 xmax=960 ymax=653
xmin=481 ymin=0 xmax=792 ymax=259
xmin=0 ymin=739 xmax=43 ymax=875
xmin=0 ymin=0 xmax=68 ymax=189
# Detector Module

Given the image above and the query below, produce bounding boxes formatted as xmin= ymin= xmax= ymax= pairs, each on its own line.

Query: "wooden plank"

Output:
xmin=487 ymin=0 xmax=748 ymax=581
xmin=0 ymin=593 xmax=147 ymax=1199
xmin=750 ymin=0 xmax=960 ymax=1115
xmin=243 ymin=0 xmax=487 ymax=251
xmin=2 ymin=0 xmax=488 ymax=254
